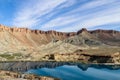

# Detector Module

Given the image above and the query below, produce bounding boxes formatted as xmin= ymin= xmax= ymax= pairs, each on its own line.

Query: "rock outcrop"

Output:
xmin=64 ymin=28 xmax=103 ymax=46
xmin=0 ymin=24 xmax=120 ymax=48
xmin=43 ymin=52 xmax=120 ymax=63
xmin=65 ymin=28 xmax=120 ymax=46
xmin=89 ymin=29 xmax=120 ymax=46
xmin=0 ymin=25 xmax=76 ymax=48
xmin=0 ymin=70 xmax=59 ymax=80
xmin=0 ymin=24 xmax=120 ymax=61
xmin=77 ymin=28 xmax=88 ymax=35
xmin=0 ymin=24 xmax=76 ymax=36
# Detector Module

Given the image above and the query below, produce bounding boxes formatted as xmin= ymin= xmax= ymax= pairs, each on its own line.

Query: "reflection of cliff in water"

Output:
xmin=0 ymin=61 xmax=120 ymax=72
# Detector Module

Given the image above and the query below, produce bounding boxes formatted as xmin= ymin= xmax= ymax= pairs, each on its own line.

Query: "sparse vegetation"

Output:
xmin=13 ymin=53 xmax=22 ymax=56
xmin=0 ymin=52 xmax=23 ymax=60
xmin=0 ymin=54 xmax=14 ymax=60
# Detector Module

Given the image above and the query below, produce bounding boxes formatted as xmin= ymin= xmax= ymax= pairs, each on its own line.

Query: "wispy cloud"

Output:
xmin=13 ymin=0 xmax=67 ymax=27
xmin=12 ymin=0 xmax=120 ymax=31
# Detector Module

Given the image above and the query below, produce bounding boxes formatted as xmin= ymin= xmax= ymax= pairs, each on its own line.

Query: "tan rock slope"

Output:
xmin=0 ymin=25 xmax=120 ymax=48
xmin=65 ymin=28 xmax=120 ymax=46
xmin=0 ymin=24 xmax=75 ymax=47
xmin=0 ymin=24 xmax=120 ymax=61
xmin=0 ymin=24 xmax=77 ymax=60
xmin=90 ymin=29 xmax=120 ymax=46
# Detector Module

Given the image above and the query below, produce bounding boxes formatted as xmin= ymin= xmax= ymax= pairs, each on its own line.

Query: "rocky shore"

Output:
xmin=42 ymin=48 xmax=120 ymax=64
xmin=0 ymin=70 xmax=59 ymax=80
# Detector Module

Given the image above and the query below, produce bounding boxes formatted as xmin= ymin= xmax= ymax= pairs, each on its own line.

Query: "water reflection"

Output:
xmin=0 ymin=61 xmax=120 ymax=71
xmin=0 ymin=61 xmax=120 ymax=80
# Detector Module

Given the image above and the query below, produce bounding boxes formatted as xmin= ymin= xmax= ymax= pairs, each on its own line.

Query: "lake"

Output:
xmin=0 ymin=62 xmax=120 ymax=80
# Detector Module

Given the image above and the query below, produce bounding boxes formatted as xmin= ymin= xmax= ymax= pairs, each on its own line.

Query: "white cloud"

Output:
xmin=41 ymin=3 xmax=120 ymax=31
xmin=12 ymin=0 xmax=120 ymax=31
xmin=40 ymin=14 xmax=81 ymax=29
xmin=57 ymin=10 xmax=120 ymax=32
xmin=13 ymin=0 xmax=67 ymax=27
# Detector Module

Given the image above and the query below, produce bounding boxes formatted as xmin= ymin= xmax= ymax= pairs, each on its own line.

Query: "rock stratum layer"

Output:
xmin=0 ymin=24 xmax=120 ymax=61
xmin=0 ymin=24 xmax=76 ymax=47
xmin=0 ymin=25 xmax=120 ymax=47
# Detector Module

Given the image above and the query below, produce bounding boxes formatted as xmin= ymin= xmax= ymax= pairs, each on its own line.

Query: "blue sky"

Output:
xmin=0 ymin=0 xmax=120 ymax=32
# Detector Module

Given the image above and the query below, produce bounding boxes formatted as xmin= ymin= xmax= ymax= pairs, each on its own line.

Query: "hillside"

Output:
xmin=64 ymin=28 xmax=103 ymax=46
xmin=65 ymin=28 xmax=120 ymax=46
xmin=90 ymin=29 xmax=120 ymax=46
xmin=0 ymin=24 xmax=120 ymax=61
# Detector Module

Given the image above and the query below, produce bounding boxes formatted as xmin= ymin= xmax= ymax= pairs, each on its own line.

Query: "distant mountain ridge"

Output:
xmin=0 ymin=24 xmax=75 ymax=48
xmin=65 ymin=28 xmax=120 ymax=46
xmin=0 ymin=24 xmax=120 ymax=48
xmin=0 ymin=24 xmax=120 ymax=60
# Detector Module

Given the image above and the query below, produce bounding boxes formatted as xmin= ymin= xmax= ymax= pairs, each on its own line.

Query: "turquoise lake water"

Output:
xmin=0 ymin=62 xmax=119 ymax=80
xmin=26 ymin=63 xmax=120 ymax=80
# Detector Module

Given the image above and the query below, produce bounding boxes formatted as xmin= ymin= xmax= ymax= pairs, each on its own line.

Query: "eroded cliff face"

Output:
xmin=89 ymin=29 xmax=120 ymax=46
xmin=0 ymin=25 xmax=120 ymax=48
xmin=42 ymin=52 xmax=120 ymax=64
xmin=65 ymin=28 xmax=120 ymax=46
xmin=0 ymin=25 xmax=78 ymax=61
xmin=0 ymin=25 xmax=79 ymax=61
xmin=0 ymin=24 xmax=120 ymax=61
xmin=0 ymin=25 xmax=76 ymax=49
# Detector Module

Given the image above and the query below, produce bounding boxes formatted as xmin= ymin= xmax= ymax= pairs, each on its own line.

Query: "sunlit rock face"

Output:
xmin=0 ymin=25 xmax=73 ymax=46
xmin=0 ymin=24 xmax=120 ymax=48
xmin=0 ymin=25 xmax=76 ymax=59
xmin=65 ymin=28 xmax=120 ymax=46
xmin=0 ymin=24 xmax=119 ymax=61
